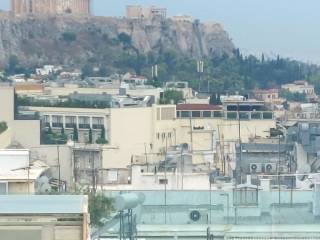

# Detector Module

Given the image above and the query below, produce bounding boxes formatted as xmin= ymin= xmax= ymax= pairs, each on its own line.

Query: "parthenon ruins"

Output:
xmin=11 ymin=0 xmax=91 ymax=15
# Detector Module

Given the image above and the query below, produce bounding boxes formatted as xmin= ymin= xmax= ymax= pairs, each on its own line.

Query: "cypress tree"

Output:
xmin=89 ymin=128 xmax=93 ymax=144
xmin=73 ymin=126 xmax=78 ymax=142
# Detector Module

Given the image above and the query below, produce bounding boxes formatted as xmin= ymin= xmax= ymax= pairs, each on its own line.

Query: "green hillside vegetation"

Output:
xmin=0 ymin=122 xmax=8 ymax=134
xmin=5 ymin=30 xmax=320 ymax=94
xmin=78 ymin=33 xmax=320 ymax=94
xmin=139 ymin=49 xmax=320 ymax=94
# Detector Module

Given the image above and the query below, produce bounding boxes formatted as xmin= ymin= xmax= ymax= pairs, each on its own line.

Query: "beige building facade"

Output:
xmin=2 ymin=85 xmax=276 ymax=189
xmin=25 ymin=103 xmax=275 ymax=186
xmin=0 ymin=86 xmax=40 ymax=148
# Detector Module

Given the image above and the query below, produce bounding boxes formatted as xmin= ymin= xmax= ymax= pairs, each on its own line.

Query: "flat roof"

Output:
xmin=135 ymin=224 xmax=320 ymax=237
xmin=0 ymin=195 xmax=88 ymax=214
xmin=0 ymin=160 xmax=48 ymax=181
xmin=176 ymin=104 xmax=222 ymax=111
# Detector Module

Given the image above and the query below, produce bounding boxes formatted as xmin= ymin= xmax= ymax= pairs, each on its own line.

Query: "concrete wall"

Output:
xmin=103 ymin=107 xmax=154 ymax=168
xmin=8 ymin=182 xmax=35 ymax=194
xmin=130 ymin=165 xmax=211 ymax=190
xmin=0 ymin=87 xmax=14 ymax=124
xmin=32 ymin=145 xmax=73 ymax=186
xmin=0 ymin=223 xmax=83 ymax=240
xmin=12 ymin=120 xmax=41 ymax=148
xmin=176 ymin=118 xmax=275 ymax=150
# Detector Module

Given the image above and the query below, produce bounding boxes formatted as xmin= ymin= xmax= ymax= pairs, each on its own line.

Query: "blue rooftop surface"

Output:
xmin=0 ymin=195 xmax=87 ymax=214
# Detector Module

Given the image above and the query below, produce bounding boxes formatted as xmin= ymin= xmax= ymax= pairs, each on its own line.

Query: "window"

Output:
xmin=65 ymin=116 xmax=76 ymax=128
xmin=213 ymin=111 xmax=223 ymax=118
xmin=159 ymin=179 xmax=168 ymax=184
xmin=162 ymin=133 xmax=166 ymax=139
xmin=0 ymin=182 xmax=8 ymax=195
xmin=191 ymin=111 xmax=201 ymax=118
xmin=44 ymin=115 xmax=50 ymax=127
xmin=92 ymin=117 xmax=104 ymax=129
xmin=239 ymin=112 xmax=250 ymax=120
xmin=227 ymin=112 xmax=237 ymax=120
xmin=79 ymin=116 xmax=90 ymax=129
xmin=52 ymin=115 xmax=63 ymax=128
xmin=251 ymin=112 xmax=261 ymax=119
xmin=263 ymin=112 xmax=273 ymax=119
xmin=181 ymin=111 xmax=190 ymax=118
xmin=203 ymin=111 xmax=212 ymax=118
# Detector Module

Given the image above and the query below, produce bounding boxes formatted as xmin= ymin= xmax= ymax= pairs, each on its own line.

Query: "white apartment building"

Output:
xmin=282 ymin=80 xmax=316 ymax=97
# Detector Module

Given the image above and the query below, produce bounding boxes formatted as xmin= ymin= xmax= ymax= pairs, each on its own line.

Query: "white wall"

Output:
xmin=0 ymin=149 xmax=29 ymax=173
xmin=31 ymin=146 xmax=73 ymax=186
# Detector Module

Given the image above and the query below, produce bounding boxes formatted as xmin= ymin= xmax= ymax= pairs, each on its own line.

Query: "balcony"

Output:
xmin=225 ymin=111 xmax=273 ymax=120
xmin=65 ymin=123 xmax=77 ymax=129
xmin=79 ymin=124 xmax=90 ymax=129
xmin=52 ymin=122 xmax=63 ymax=128
xmin=92 ymin=124 xmax=104 ymax=130
xmin=251 ymin=112 xmax=262 ymax=119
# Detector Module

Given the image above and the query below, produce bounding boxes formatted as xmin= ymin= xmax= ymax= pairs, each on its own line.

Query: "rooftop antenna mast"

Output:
xmin=237 ymin=102 xmax=242 ymax=184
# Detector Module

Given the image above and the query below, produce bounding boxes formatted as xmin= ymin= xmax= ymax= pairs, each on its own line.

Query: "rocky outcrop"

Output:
xmin=0 ymin=14 xmax=234 ymax=68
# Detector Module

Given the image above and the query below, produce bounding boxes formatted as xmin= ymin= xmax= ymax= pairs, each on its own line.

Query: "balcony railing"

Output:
xmin=65 ymin=123 xmax=76 ymax=129
xmin=52 ymin=123 xmax=63 ymax=128
xmin=92 ymin=124 xmax=104 ymax=130
xmin=225 ymin=111 xmax=273 ymax=120
xmin=176 ymin=110 xmax=273 ymax=120
xmin=79 ymin=124 xmax=90 ymax=129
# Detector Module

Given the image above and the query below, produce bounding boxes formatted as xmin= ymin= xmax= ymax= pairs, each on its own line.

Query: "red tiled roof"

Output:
xmin=176 ymin=104 xmax=222 ymax=111
xmin=14 ymin=83 xmax=44 ymax=91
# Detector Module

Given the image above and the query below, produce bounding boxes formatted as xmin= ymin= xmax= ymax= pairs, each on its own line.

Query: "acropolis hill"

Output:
xmin=0 ymin=13 xmax=234 ymax=68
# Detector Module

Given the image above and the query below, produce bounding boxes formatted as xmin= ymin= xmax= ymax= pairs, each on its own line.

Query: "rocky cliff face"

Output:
xmin=0 ymin=14 xmax=234 ymax=68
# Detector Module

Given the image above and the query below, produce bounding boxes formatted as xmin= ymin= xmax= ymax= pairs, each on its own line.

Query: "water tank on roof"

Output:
xmin=115 ymin=193 xmax=145 ymax=211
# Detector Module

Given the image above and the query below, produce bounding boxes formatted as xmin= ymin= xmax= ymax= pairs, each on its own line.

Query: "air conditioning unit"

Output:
xmin=264 ymin=163 xmax=277 ymax=173
xmin=189 ymin=209 xmax=208 ymax=224
xmin=250 ymin=163 xmax=262 ymax=173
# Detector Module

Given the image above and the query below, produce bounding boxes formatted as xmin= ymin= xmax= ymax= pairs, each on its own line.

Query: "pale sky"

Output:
xmin=1 ymin=0 xmax=319 ymax=64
